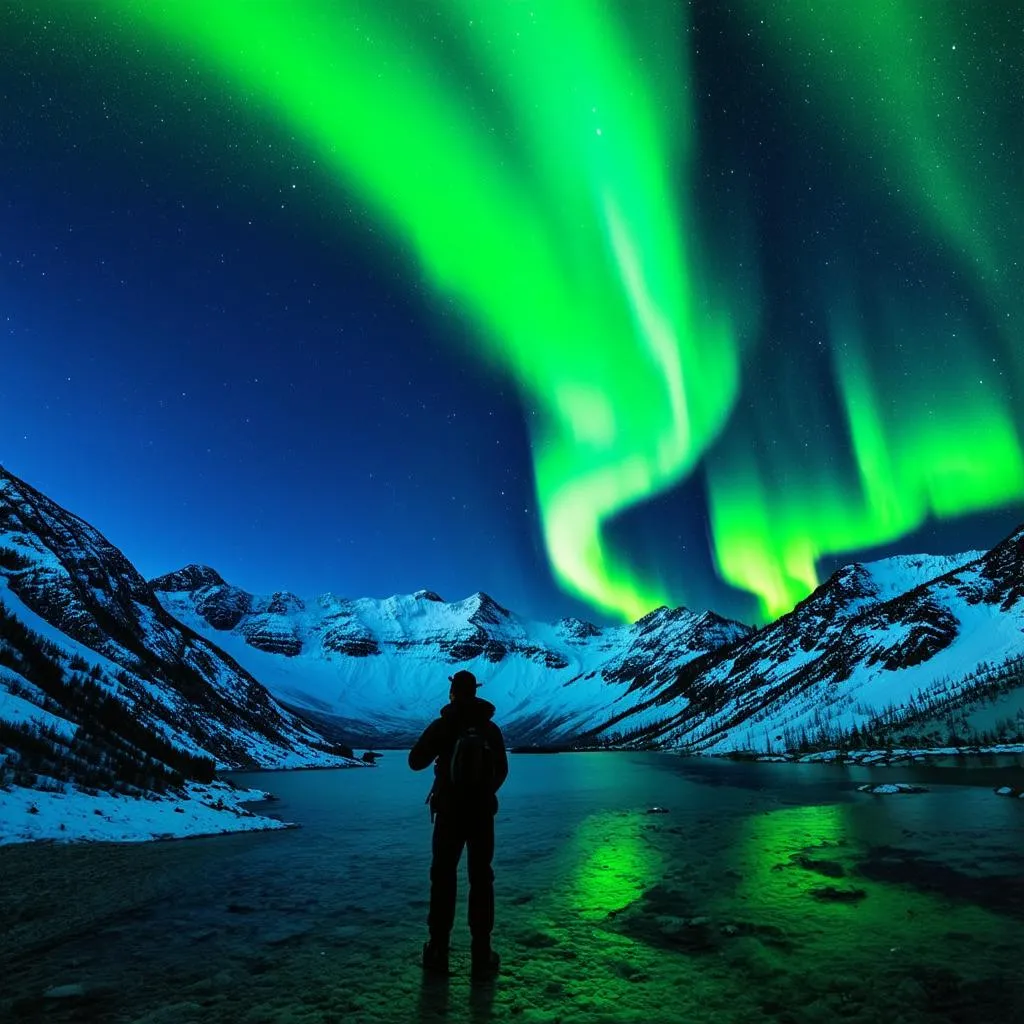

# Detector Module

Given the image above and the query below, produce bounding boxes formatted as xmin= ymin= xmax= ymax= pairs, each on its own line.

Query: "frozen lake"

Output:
xmin=2 ymin=752 xmax=1023 ymax=1023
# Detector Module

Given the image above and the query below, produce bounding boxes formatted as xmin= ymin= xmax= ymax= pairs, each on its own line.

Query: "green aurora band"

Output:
xmin=738 ymin=0 xmax=1021 ymax=324
xmin=708 ymin=289 xmax=1024 ymax=617
xmin=104 ymin=0 xmax=742 ymax=622
xmin=710 ymin=0 xmax=1024 ymax=617
xmin=98 ymin=1 xmax=1022 ymax=621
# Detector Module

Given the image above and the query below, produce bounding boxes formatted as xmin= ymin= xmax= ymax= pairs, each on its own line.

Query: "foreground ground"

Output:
xmin=1 ymin=754 xmax=1022 ymax=1023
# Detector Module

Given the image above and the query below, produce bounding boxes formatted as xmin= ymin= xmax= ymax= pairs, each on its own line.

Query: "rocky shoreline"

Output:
xmin=733 ymin=743 xmax=1024 ymax=767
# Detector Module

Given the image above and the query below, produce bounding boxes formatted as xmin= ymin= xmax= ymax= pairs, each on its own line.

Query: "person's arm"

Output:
xmin=492 ymin=724 xmax=509 ymax=792
xmin=408 ymin=720 xmax=440 ymax=771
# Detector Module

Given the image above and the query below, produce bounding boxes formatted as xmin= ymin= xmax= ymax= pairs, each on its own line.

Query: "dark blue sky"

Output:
xmin=2 ymin=3 xmax=1022 ymax=625
xmin=1 ymin=6 xmax=571 ymax=616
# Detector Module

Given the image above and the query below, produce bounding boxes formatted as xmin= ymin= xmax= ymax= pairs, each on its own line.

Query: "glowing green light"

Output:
xmin=95 ymin=1 xmax=1020 ymax=622
xmin=102 ymin=0 xmax=743 ymax=622
xmin=708 ymin=0 xmax=1024 ymax=618
xmin=739 ymin=0 xmax=1021 ymax=308
xmin=708 ymin=287 xmax=1024 ymax=620
xmin=567 ymin=812 xmax=662 ymax=921
xmin=723 ymin=800 xmax=1020 ymax=979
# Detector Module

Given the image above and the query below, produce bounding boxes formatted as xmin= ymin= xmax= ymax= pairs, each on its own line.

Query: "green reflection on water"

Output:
xmin=725 ymin=802 xmax=1015 ymax=979
xmin=731 ymin=803 xmax=850 ymax=905
xmin=568 ymin=812 xmax=664 ymax=923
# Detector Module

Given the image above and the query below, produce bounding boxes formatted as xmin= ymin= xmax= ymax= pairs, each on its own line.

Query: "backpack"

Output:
xmin=448 ymin=724 xmax=495 ymax=800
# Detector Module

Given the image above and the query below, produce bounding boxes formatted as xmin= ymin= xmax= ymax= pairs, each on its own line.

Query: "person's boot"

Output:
xmin=470 ymin=941 xmax=500 ymax=980
xmin=422 ymin=939 xmax=450 ymax=975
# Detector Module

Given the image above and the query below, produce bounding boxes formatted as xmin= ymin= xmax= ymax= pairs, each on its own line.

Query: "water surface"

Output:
xmin=2 ymin=753 xmax=1022 ymax=1023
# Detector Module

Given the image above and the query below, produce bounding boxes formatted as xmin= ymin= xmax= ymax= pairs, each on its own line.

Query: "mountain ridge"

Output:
xmin=151 ymin=561 xmax=750 ymax=746
xmin=149 ymin=530 xmax=1024 ymax=752
xmin=607 ymin=529 xmax=1024 ymax=752
xmin=0 ymin=466 xmax=358 ymax=771
xmin=3 ymin=458 xmax=1023 ymax=832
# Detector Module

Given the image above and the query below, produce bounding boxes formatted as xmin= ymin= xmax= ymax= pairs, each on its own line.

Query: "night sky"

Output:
xmin=2 ymin=2 xmax=1022 ymax=626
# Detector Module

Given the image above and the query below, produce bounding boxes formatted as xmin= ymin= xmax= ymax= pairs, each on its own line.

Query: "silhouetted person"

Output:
xmin=409 ymin=669 xmax=508 ymax=979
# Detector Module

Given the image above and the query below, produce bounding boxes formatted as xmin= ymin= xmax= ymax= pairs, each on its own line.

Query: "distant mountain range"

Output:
xmin=152 ymin=534 xmax=1024 ymax=753
xmin=152 ymin=568 xmax=749 ymax=747
xmin=2 ymin=463 xmax=1023 ymax=840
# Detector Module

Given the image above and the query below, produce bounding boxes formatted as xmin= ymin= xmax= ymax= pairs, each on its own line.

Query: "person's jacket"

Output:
xmin=408 ymin=696 xmax=509 ymax=815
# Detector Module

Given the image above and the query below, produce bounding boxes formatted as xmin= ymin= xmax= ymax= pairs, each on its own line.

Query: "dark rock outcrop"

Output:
xmin=0 ymin=465 xmax=348 ymax=769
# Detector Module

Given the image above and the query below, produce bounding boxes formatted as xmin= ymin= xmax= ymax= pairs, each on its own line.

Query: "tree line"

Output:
xmin=0 ymin=599 xmax=215 ymax=797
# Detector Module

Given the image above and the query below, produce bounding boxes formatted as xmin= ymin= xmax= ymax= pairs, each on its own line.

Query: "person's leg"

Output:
xmin=428 ymin=812 xmax=466 ymax=948
xmin=466 ymin=811 xmax=496 ymax=969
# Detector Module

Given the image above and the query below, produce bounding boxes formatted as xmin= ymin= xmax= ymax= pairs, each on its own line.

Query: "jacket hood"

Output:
xmin=440 ymin=697 xmax=495 ymax=722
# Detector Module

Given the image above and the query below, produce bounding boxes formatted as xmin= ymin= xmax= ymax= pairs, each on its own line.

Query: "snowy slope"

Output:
xmin=604 ymin=535 xmax=1024 ymax=753
xmin=0 ymin=594 xmax=316 ymax=844
xmin=153 ymin=572 xmax=750 ymax=746
xmin=0 ymin=466 xmax=358 ymax=770
xmin=5 ymin=460 xmax=1022 ymax=784
xmin=0 ymin=777 xmax=291 ymax=846
xmin=0 ymin=464 xmax=368 ymax=845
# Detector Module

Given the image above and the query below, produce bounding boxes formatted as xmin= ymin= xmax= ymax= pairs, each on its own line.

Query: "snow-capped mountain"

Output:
xmin=150 ymin=521 xmax=1024 ymax=753
xmin=4 ymin=457 xmax=1023 ymax=815
xmin=604 ymin=536 xmax=1024 ymax=752
xmin=152 ymin=571 xmax=750 ymax=746
xmin=0 ymin=466 xmax=358 ymax=773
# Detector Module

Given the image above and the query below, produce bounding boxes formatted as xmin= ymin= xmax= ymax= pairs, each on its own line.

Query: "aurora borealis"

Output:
xmin=707 ymin=0 xmax=1024 ymax=616
xmin=2 ymin=2 xmax=1022 ymax=623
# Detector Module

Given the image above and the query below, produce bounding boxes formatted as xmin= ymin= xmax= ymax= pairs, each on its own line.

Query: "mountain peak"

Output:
xmin=267 ymin=591 xmax=305 ymax=615
xmin=633 ymin=605 xmax=672 ymax=630
xmin=557 ymin=616 xmax=601 ymax=639
xmin=466 ymin=591 xmax=510 ymax=623
xmin=151 ymin=564 xmax=226 ymax=593
xmin=413 ymin=589 xmax=445 ymax=603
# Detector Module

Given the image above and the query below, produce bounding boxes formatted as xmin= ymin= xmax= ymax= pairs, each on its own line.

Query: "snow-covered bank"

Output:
xmin=0 ymin=779 xmax=293 ymax=845
xmin=716 ymin=743 xmax=1024 ymax=767
xmin=856 ymin=782 xmax=929 ymax=795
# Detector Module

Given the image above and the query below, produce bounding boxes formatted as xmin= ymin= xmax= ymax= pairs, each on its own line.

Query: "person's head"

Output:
xmin=448 ymin=669 xmax=479 ymax=703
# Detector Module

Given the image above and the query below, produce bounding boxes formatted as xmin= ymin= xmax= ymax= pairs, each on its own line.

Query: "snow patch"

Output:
xmin=0 ymin=778 xmax=292 ymax=845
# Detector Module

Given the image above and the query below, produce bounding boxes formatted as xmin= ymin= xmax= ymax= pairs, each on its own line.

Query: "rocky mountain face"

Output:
xmin=601 ymin=538 xmax=1024 ymax=752
xmin=0 ymin=466 xmax=358 ymax=778
xmin=152 ymin=571 xmax=751 ymax=747
xmin=3 ymin=463 xmax=1022 ymax=773
xmin=150 ymin=525 xmax=1024 ymax=752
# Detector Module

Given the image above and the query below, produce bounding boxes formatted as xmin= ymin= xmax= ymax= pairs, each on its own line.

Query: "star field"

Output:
xmin=1 ymin=2 xmax=1022 ymax=625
